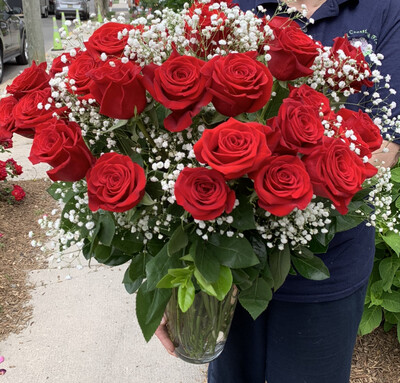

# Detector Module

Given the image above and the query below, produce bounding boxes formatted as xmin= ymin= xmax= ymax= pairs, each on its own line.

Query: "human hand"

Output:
xmin=155 ymin=315 xmax=176 ymax=357
xmin=369 ymin=140 xmax=400 ymax=169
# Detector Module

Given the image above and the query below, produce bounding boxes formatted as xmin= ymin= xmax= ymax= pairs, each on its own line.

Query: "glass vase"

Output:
xmin=165 ymin=286 xmax=238 ymax=364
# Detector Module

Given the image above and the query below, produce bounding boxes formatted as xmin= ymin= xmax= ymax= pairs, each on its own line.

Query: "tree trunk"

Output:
xmin=21 ymin=0 xmax=46 ymax=64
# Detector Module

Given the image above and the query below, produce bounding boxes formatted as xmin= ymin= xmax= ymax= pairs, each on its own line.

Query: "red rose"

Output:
xmin=88 ymin=59 xmax=146 ymax=119
xmin=202 ymin=52 xmax=273 ymax=117
xmin=142 ymin=51 xmax=212 ymax=132
xmin=194 ymin=118 xmax=273 ymax=179
xmin=49 ymin=49 xmax=82 ymax=77
xmin=303 ymin=137 xmax=378 ymax=214
xmin=174 ymin=167 xmax=236 ymax=220
xmin=253 ymin=155 xmax=313 ymax=216
xmin=11 ymin=185 xmax=25 ymax=201
xmin=336 ymin=108 xmax=382 ymax=156
xmin=288 ymin=84 xmax=332 ymax=118
xmin=0 ymin=96 xmax=18 ymax=133
xmin=326 ymin=36 xmax=373 ymax=92
xmin=86 ymin=152 xmax=146 ymax=212
xmin=271 ymin=98 xmax=325 ymax=154
xmin=6 ymin=61 xmax=50 ymax=100
xmin=12 ymin=88 xmax=66 ymax=138
xmin=267 ymin=19 xmax=319 ymax=81
xmin=84 ymin=22 xmax=133 ymax=57
xmin=67 ymin=51 xmax=100 ymax=95
xmin=29 ymin=118 xmax=95 ymax=182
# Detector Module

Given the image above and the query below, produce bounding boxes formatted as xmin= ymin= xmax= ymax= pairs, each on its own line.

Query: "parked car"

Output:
xmin=0 ymin=0 xmax=28 ymax=83
xmin=6 ymin=0 xmax=50 ymax=18
xmin=55 ymin=0 xmax=90 ymax=20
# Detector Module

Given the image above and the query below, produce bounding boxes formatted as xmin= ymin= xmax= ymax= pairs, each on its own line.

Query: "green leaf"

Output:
xmin=145 ymin=245 xmax=180 ymax=291
xmin=208 ymin=234 xmax=259 ymax=269
xmin=382 ymin=231 xmax=400 ymax=256
xmin=379 ymin=256 xmax=400 ymax=291
xmin=191 ymin=240 xmax=220 ymax=283
xmin=390 ymin=167 xmax=400 ymax=183
xmin=381 ymin=291 xmax=400 ymax=312
xmin=167 ymin=225 xmax=188 ymax=256
xmin=230 ymin=196 xmax=257 ymax=231
xmin=136 ymin=282 xmax=171 ymax=342
xmin=359 ymin=305 xmax=382 ymax=335
xmin=178 ymin=280 xmax=196 ymax=312
xmin=212 ymin=266 xmax=233 ymax=301
xmin=291 ymin=254 xmax=330 ymax=281
xmin=122 ymin=264 xmax=143 ymax=294
xmin=194 ymin=265 xmax=233 ymax=301
xmin=248 ymin=234 xmax=268 ymax=269
xmin=156 ymin=273 xmax=180 ymax=288
xmin=140 ymin=192 xmax=156 ymax=206
xmin=268 ymin=245 xmax=291 ymax=291
xmin=94 ymin=244 xmax=112 ymax=263
xmin=128 ymin=252 xmax=148 ymax=283
xmin=370 ymin=280 xmax=384 ymax=306
xmin=334 ymin=214 xmax=364 ymax=233
xmin=112 ymin=233 xmax=144 ymax=254
xmin=98 ymin=213 xmax=115 ymax=246
xmin=104 ymin=119 xmax=128 ymax=132
xmin=238 ymin=278 xmax=273 ymax=320
xmin=47 ymin=181 xmax=75 ymax=202
xmin=262 ymin=81 xmax=290 ymax=120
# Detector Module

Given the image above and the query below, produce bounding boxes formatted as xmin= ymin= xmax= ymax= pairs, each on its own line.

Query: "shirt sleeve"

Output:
xmin=374 ymin=0 xmax=400 ymax=143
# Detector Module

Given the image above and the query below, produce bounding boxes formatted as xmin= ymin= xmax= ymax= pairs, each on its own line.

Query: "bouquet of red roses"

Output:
xmin=1 ymin=0 xmax=398 ymax=363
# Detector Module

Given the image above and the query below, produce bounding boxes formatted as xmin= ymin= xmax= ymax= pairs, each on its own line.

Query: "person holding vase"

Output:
xmin=156 ymin=0 xmax=400 ymax=382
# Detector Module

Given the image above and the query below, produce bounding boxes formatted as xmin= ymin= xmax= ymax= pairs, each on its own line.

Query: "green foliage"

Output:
xmin=359 ymin=162 xmax=400 ymax=343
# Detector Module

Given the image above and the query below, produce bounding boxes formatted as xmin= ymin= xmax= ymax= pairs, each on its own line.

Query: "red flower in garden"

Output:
xmin=0 ymin=161 xmax=7 ymax=181
xmin=6 ymin=158 xmax=22 ymax=176
xmin=86 ymin=152 xmax=146 ymax=213
xmin=11 ymin=185 xmax=25 ymax=201
xmin=174 ymin=167 xmax=236 ymax=221
xmin=29 ymin=118 xmax=95 ymax=182
xmin=202 ymin=52 xmax=274 ymax=117
xmin=194 ymin=118 xmax=273 ymax=179
xmin=142 ymin=51 xmax=211 ymax=132
xmin=88 ymin=59 xmax=147 ymax=119
xmin=6 ymin=61 xmax=50 ymax=100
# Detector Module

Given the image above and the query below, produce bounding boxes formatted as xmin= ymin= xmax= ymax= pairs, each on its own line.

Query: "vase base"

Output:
xmin=175 ymin=344 xmax=224 ymax=365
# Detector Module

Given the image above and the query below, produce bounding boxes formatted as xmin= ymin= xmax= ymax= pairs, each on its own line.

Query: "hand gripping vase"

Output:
xmin=165 ymin=286 xmax=238 ymax=364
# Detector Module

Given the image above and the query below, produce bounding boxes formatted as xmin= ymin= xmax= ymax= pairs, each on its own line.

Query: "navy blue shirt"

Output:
xmin=236 ymin=0 xmax=400 ymax=302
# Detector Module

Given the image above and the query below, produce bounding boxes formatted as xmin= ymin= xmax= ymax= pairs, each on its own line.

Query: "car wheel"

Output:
xmin=15 ymin=34 xmax=28 ymax=65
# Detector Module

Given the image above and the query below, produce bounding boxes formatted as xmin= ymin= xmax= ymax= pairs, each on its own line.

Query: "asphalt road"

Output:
xmin=3 ymin=0 xmax=96 ymax=83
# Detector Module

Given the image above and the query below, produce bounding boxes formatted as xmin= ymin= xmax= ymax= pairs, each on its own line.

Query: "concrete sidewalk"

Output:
xmin=0 ymin=6 xmax=207 ymax=382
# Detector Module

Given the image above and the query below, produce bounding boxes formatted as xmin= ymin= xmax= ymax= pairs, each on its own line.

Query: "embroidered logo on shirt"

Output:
xmin=348 ymin=37 xmax=373 ymax=56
